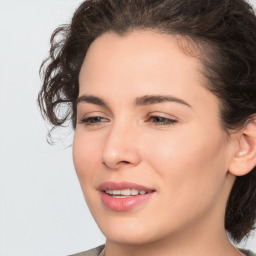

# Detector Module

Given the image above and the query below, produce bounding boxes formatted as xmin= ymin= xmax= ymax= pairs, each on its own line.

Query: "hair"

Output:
xmin=38 ymin=0 xmax=256 ymax=243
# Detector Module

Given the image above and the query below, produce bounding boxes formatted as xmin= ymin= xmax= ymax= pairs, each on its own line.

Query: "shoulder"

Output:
xmin=68 ymin=245 xmax=105 ymax=256
xmin=239 ymin=248 xmax=256 ymax=256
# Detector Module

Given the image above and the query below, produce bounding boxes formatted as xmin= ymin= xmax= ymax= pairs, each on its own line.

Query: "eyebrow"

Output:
xmin=76 ymin=94 xmax=192 ymax=108
xmin=76 ymin=95 xmax=107 ymax=107
xmin=135 ymin=95 xmax=192 ymax=107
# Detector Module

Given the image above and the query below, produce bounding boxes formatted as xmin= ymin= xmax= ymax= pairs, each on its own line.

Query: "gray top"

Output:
xmin=69 ymin=245 xmax=256 ymax=256
xmin=240 ymin=248 xmax=256 ymax=256
xmin=69 ymin=245 xmax=104 ymax=256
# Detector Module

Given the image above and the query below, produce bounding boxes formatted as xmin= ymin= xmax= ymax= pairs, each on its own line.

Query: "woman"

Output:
xmin=38 ymin=0 xmax=256 ymax=255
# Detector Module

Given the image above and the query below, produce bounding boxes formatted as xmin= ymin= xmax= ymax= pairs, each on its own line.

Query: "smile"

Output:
xmin=105 ymin=189 xmax=150 ymax=197
xmin=99 ymin=182 xmax=155 ymax=211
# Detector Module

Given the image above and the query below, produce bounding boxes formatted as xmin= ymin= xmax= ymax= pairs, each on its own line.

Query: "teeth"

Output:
xmin=106 ymin=190 xmax=113 ymax=195
xmin=112 ymin=190 xmax=120 ymax=195
xmin=131 ymin=189 xmax=139 ymax=195
xmin=120 ymin=189 xmax=130 ymax=196
xmin=105 ymin=189 xmax=148 ymax=196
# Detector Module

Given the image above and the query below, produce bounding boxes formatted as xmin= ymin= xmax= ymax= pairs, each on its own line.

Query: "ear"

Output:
xmin=229 ymin=117 xmax=256 ymax=176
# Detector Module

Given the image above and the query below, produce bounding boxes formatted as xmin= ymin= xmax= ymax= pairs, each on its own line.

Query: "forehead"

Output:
xmin=79 ymin=30 xmax=207 ymax=94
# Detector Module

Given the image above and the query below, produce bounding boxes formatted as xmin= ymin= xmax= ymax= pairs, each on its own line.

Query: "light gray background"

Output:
xmin=0 ymin=0 xmax=255 ymax=255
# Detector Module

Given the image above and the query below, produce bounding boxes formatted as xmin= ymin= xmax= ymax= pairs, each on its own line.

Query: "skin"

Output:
xmin=73 ymin=31 xmax=246 ymax=256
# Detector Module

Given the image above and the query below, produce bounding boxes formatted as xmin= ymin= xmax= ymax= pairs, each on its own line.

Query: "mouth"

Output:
xmin=98 ymin=181 xmax=155 ymax=211
xmin=104 ymin=188 xmax=153 ymax=198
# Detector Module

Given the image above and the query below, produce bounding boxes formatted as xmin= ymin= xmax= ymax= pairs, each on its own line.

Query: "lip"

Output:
xmin=98 ymin=181 xmax=155 ymax=212
xmin=98 ymin=181 xmax=154 ymax=191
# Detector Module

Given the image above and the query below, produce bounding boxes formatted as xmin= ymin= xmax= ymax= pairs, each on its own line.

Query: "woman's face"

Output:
xmin=73 ymin=31 xmax=236 ymax=245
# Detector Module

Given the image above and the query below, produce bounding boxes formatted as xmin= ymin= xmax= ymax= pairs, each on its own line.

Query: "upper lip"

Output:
xmin=98 ymin=181 xmax=155 ymax=192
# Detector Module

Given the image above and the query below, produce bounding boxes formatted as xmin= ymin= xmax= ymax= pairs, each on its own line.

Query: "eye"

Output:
xmin=147 ymin=115 xmax=177 ymax=126
xmin=79 ymin=116 xmax=109 ymax=126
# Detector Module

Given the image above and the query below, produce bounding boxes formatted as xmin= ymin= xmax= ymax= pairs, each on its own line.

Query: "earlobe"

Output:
xmin=229 ymin=118 xmax=256 ymax=176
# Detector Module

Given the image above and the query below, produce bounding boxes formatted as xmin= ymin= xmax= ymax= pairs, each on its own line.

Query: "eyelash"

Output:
xmin=79 ymin=115 xmax=177 ymax=127
xmin=79 ymin=116 xmax=109 ymax=126
xmin=146 ymin=115 xmax=177 ymax=126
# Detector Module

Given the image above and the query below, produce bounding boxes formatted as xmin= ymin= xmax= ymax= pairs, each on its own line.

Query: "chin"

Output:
xmin=97 ymin=216 xmax=168 ymax=245
xmin=105 ymin=229 xmax=157 ymax=245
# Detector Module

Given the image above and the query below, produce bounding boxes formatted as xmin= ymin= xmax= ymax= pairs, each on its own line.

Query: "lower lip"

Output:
xmin=100 ymin=192 xmax=154 ymax=211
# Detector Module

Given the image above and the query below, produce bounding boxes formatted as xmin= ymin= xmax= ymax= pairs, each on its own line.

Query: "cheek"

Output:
xmin=140 ymin=128 xmax=229 ymax=228
xmin=72 ymin=130 xmax=106 ymax=218
xmin=73 ymin=130 xmax=101 ymax=184
xmin=143 ymin=126 xmax=227 ymax=195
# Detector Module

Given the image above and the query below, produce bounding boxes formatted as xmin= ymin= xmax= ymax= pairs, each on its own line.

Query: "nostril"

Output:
xmin=102 ymin=159 xmax=132 ymax=169
xmin=119 ymin=161 xmax=130 ymax=164
xmin=102 ymin=160 xmax=130 ymax=169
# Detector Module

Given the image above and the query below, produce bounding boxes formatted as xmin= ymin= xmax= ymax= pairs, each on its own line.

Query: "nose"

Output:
xmin=101 ymin=122 xmax=141 ymax=170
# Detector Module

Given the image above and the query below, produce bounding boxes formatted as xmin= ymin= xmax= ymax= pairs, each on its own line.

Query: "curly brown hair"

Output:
xmin=38 ymin=0 xmax=256 ymax=243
